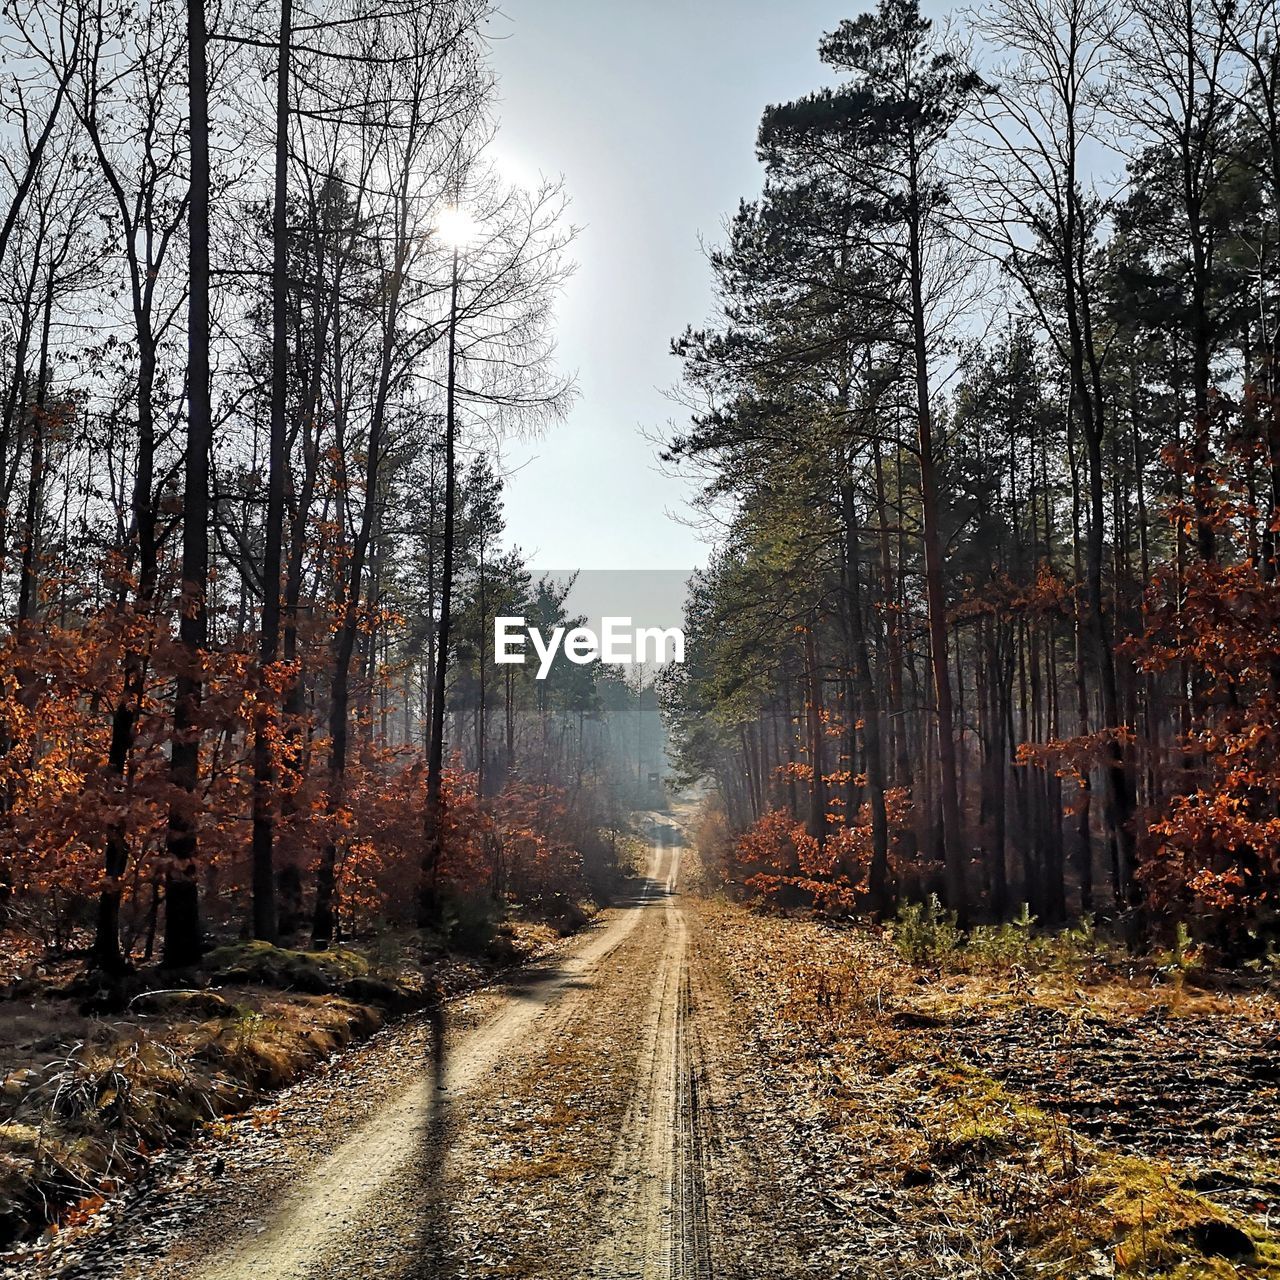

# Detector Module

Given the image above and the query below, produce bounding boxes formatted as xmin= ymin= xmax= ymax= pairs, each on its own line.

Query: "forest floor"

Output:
xmin=2 ymin=817 xmax=1279 ymax=1279
xmin=0 ymin=907 xmax=583 ymax=1256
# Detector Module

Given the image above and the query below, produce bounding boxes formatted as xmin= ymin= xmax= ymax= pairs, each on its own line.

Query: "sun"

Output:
xmin=437 ymin=205 xmax=478 ymax=248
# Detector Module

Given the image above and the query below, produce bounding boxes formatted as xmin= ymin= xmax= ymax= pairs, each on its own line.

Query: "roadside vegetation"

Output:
xmin=665 ymin=0 xmax=1280 ymax=1242
xmin=702 ymin=881 xmax=1280 ymax=1278
xmin=663 ymin=0 xmax=1280 ymax=958
xmin=690 ymin=779 xmax=1280 ymax=1277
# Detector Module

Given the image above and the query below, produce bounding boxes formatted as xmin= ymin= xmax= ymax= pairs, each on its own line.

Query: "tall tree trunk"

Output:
xmin=1068 ymin=414 xmax=1094 ymax=917
xmin=421 ymin=244 xmax=461 ymax=913
xmin=16 ymin=267 xmax=52 ymax=628
xmin=314 ymin=121 xmax=417 ymax=943
xmin=802 ymin=622 xmax=826 ymax=847
xmin=842 ymin=479 xmax=891 ymax=915
xmin=250 ymin=0 xmax=292 ymax=944
xmin=94 ymin=315 xmax=161 ymax=968
xmin=907 ymin=174 xmax=967 ymax=925
xmin=163 ymin=0 xmax=213 ymax=968
xmin=476 ymin=536 xmax=487 ymax=797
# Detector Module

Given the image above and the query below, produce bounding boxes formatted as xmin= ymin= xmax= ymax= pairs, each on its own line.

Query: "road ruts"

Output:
xmin=16 ymin=816 xmax=840 ymax=1280
xmin=175 ymin=839 xmax=675 ymax=1280
xmin=674 ymin=967 xmax=714 ymax=1280
xmin=586 ymin=830 xmax=715 ymax=1280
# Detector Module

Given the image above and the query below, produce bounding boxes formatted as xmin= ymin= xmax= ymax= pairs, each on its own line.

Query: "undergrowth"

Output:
xmin=714 ymin=901 xmax=1280 ymax=1279
xmin=892 ymin=894 xmax=1109 ymax=973
xmin=0 ymin=991 xmax=378 ymax=1245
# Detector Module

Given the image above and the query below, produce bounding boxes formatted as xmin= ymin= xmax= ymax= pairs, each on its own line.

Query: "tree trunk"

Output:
xmin=907 ymin=171 xmax=967 ymax=925
xmin=163 ymin=0 xmax=213 ymax=968
xmin=421 ymin=245 xmax=461 ymax=915
xmin=250 ymin=0 xmax=292 ymax=944
xmin=842 ymin=479 xmax=891 ymax=915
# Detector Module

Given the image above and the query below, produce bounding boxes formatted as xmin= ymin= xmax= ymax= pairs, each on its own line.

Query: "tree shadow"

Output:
xmin=406 ymin=996 xmax=454 ymax=1279
xmin=402 ymin=829 xmax=675 ymax=1277
xmin=650 ymin=819 xmax=685 ymax=848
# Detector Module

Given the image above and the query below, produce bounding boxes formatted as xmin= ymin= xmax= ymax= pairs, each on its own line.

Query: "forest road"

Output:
xmin=32 ymin=817 xmax=823 ymax=1280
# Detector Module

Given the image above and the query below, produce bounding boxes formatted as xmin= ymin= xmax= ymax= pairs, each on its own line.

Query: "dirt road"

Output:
xmin=21 ymin=820 xmax=831 ymax=1280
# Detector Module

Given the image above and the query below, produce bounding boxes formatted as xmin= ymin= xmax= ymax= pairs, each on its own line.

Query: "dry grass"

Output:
xmin=0 ymin=987 xmax=384 ymax=1245
xmin=703 ymin=899 xmax=1280 ymax=1280
xmin=486 ymin=1150 xmax=591 ymax=1182
xmin=501 ymin=1101 xmax=584 ymax=1137
xmin=906 ymin=961 xmax=1275 ymax=1026
xmin=0 ymin=912 xmax=596 ymax=1248
xmin=0 ymin=934 xmax=422 ymax=1247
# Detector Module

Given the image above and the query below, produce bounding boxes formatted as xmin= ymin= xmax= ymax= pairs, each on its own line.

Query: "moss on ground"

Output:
xmin=0 ymin=935 xmax=417 ymax=1249
xmin=201 ymin=940 xmax=371 ymax=993
xmin=0 ymin=911 xmax=588 ymax=1249
xmin=0 ymin=990 xmax=385 ymax=1247
xmin=916 ymin=1063 xmax=1280 ymax=1278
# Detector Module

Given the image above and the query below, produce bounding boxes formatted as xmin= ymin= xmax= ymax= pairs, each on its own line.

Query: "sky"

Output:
xmin=481 ymin=0 xmax=884 ymax=573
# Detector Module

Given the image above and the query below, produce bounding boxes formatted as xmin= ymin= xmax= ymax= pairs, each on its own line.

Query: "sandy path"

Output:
xmin=15 ymin=817 xmax=830 ymax=1280
xmin=192 ymin=848 xmax=666 ymax=1280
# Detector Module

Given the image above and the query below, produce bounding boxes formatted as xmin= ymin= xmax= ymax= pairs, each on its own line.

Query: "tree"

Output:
xmin=162 ymin=0 xmax=213 ymax=969
xmin=755 ymin=0 xmax=982 ymax=921
xmin=964 ymin=0 xmax=1139 ymax=909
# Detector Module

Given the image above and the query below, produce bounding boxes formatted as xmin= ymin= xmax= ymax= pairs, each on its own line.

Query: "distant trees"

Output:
xmin=668 ymin=0 xmax=1280 ymax=946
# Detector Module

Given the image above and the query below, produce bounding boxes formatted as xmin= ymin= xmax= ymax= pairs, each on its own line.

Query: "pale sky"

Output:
xmin=482 ymin=0 xmax=892 ymax=572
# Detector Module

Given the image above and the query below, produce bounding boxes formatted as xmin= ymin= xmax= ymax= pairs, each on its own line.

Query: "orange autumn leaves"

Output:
xmin=0 ymin=607 xmax=586 ymax=945
xmin=1128 ymin=555 xmax=1280 ymax=920
xmin=729 ymin=430 xmax=1280 ymax=933
xmin=733 ymin=788 xmax=913 ymax=914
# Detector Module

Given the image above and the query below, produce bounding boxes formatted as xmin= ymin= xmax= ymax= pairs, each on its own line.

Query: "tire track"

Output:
xmin=181 ymin=843 xmax=675 ymax=1280
xmin=674 ymin=968 xmax=713 ymax=1280
xmin=587 ymin=835 xmax=715 ymax=1280
xmin=21 ymin=825 xmax=736 ymax=1280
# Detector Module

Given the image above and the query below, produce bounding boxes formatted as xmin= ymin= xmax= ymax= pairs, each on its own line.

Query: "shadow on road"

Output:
xmin=407 ymin=994 xmax=454 ymax=1280
xmin=404 ymin=826 xmax=675 ymax=1278
xmin=649 ymin=819 xmax=685 ymax=848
